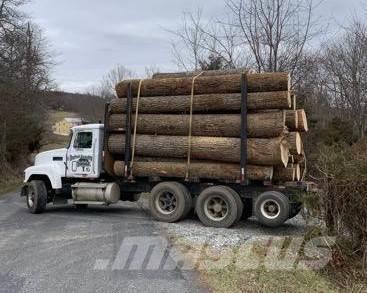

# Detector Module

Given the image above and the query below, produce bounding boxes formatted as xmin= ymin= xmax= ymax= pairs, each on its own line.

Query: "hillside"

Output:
xmin=39 ymin=91 xmax=106 ymax=122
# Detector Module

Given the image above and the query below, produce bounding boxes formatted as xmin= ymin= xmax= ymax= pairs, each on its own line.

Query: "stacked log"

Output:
xmin=107 ymin=70 xmax=309 ymax=183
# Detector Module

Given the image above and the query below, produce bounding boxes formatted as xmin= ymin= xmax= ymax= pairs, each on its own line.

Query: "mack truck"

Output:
xmin=21 ymin=101 xmax=311 ymax=229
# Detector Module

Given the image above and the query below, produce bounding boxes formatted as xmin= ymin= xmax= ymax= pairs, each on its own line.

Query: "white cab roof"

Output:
xmin=72 ymin=124 xmax=104 ymax=131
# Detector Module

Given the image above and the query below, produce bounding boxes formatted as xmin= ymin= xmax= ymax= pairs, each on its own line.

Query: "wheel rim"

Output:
xmin=203 ymin=195 xmax=229 ymax=221
xmin=27 ymin=186 xmax=35 ymax=208
xmin=260 ymin=199 xmax=281 ymax=219
xmin=155 ymin=191 xmax=177 ymax=215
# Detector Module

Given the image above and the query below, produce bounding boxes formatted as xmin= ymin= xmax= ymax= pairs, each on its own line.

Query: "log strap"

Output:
xmin=186 ymin=72 xmax=204 ymax=180
xmin=130 ymin=79 xmax=144 ymax=177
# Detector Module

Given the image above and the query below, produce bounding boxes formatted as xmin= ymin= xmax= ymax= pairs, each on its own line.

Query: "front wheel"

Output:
xmin=26 ymin=180 xmax=48 ymax=214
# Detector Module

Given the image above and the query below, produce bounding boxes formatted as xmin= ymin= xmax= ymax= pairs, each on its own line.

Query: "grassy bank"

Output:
xmin=170 ymin=234 xmax=366 ymax=293
xmin=202 ymin=260 xmax=366 ymax=292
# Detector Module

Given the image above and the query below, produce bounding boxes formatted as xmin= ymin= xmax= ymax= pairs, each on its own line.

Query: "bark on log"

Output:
xmin=115 ymin=73 xmax=290 ymax=98
xmin=109 ymin=91 xmax=291 ymax=114
xmin=286 ymin=132 xmax=302 ymax=155
xmin=285 ymin=110 xmax=298 ymax=130
xmin=297 ymin=109 xmax=309 ymax=132
xmin=107 ymin=134 xmax=289 ymax=167
xmin=108 ymin=111 xmax=286 ymax=138
xmin=152 ymin=69 xmax=255 ymax=79
xmin=113 ymin=160 xmax=273 ymax=181
xmin=273 ymin=165 xmax=296 ymax=182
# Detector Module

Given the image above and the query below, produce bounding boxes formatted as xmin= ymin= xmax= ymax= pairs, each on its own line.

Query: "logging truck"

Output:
xmin=21 ymin=71 xmax=312 ymax=228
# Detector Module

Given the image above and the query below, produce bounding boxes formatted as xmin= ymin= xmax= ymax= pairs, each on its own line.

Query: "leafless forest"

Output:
xmin=0 ymin=0 xmax=366 ymax=272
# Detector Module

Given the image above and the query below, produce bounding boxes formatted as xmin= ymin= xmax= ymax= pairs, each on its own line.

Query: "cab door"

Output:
xmin=66 ymin=130 xmax=97 ymax=178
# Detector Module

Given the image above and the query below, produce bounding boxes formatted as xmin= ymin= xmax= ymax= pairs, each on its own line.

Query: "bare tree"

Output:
xmin=98 ymin=65 xmax=136 ymax=100
xmin=0 ymin=0 xmax=52 ymax=171
xmin=226 ymin=0 xmax=317 ymax=74
xmin=197 ymin=17 xmax=248 ymax=69
xmin=144 ymin=65 xmax=160 ymax=78
xmin=323 ymin=20 xmax=367 ymax=139
xmin=169 ymin=9 xmax=207 ymax=70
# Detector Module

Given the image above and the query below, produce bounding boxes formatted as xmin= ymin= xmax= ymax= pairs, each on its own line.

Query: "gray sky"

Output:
xmin=23 ymin=0 xmax=365 ymax=93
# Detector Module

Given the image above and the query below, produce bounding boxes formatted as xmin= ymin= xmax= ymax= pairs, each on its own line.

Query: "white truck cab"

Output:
xmin=22 ymin=123 xmax=120 ymax=213
xmin=24 ymin=124 xmax=104 ymax=188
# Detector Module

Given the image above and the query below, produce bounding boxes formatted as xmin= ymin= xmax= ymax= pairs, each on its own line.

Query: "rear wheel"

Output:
xmin=254 ymin=191 xmax=290 ymax=227
xmin=26 ymin=180 xmax=47 ymax=214
xmin=221 ymin=186 xmax=243 ymax=224
xmin=149 ymin=182 xmax=192 ymax=223
xmin=196 ymin=186 xmax=238 ymax=228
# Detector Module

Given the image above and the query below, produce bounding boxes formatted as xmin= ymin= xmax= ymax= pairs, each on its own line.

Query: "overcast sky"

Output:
xmin=23 ymin=0 xmax=365 ymax=93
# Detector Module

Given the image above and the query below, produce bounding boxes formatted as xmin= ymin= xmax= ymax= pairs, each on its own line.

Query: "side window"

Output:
xmin=73 ymin=132 xmax=93 ymax=149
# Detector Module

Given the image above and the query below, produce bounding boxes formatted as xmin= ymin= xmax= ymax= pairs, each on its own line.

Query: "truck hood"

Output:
xmin=35 ymin=148 xmax=67 ymax=166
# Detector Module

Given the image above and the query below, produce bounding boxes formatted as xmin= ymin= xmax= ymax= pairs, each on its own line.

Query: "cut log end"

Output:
xmin=297 ymin=110 xmax=309 ymax=132
xmin=287 ymin=132 xmax=302 ymax=155
xmin=294 ymin=164 xmax=301 ymax=181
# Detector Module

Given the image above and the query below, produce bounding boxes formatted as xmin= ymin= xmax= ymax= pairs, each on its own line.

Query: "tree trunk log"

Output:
xmin=273 ymin=165 xmax=296 ymax=182
xmin=108 ymin=111 xmax=286 ymax=138
xmin=152 ymin=69 xmax=255 ymax=79
xmin=297 ymin=110 xmax=309 ymax=132
xmin=113 ymin=160 xmax=273 ymax=181
xmin=109 ymin=91 xmax=291 ymax=113
xmin=107 ymin=134 xmax=289 ymax=166
xmin=285 ymin=110 xmax=298 ymax=130
xmin=115 ymin=73 xmax=290 ymax=98
xmin=286 ymin=132 xmax=302 ymax=155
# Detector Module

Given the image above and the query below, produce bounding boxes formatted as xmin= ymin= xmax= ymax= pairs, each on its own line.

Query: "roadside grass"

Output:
xmin=170 ymin=229 xmax=366 ymax=293
xmin=203 ymin=265 xmax=338 ymax=293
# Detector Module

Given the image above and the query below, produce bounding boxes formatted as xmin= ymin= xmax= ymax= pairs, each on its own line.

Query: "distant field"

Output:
xmin=40 ymin=111 xmax=79 ymax=152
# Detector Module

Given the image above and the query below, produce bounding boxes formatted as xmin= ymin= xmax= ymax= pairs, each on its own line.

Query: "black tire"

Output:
xmin=254 ymin=191 xmax=290 ymax=227
xmin=196 ymin=186 xmax=239 ymax=228
xmin=221 ymin=186 xmax=243 ymax=224
xmin=149 ymin=182 xmax=192 ymax=223
xmin=26 ymin=180 xmax=47 ymax=214
xmin=177 ymin=183 xmax=193 ymax=220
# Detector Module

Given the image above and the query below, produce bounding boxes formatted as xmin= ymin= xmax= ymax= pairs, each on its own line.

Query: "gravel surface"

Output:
xmin=138 ymin=197 xmax=310 ymax=249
